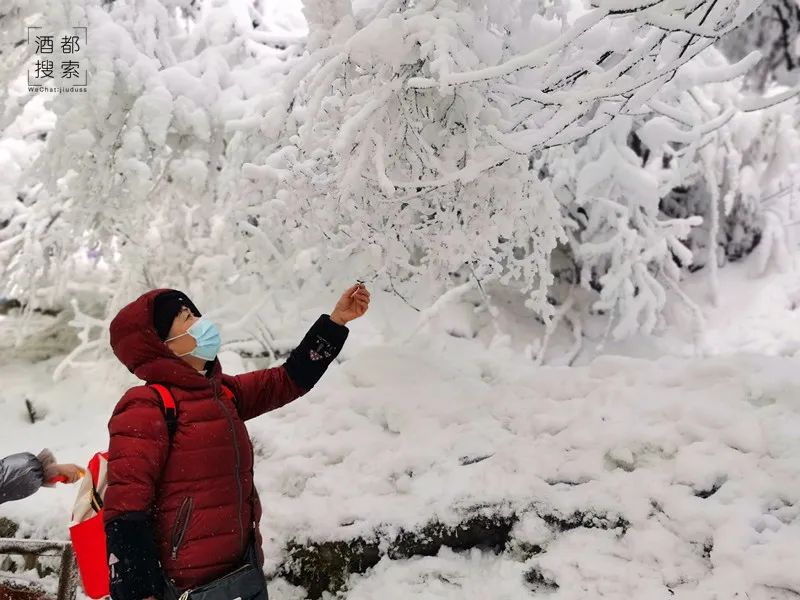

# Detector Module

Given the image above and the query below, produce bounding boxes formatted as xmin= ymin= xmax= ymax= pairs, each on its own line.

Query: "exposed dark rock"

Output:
xmin=524 ymin=566 xmax=560 ymax=592
xmin=0 ymin=518 xmax=19 ymax=538
xmin=541 ymin=510 xmax=629 ymax=534
xmin=694 ymin=481 xmax=724 ymax=499
xmin=281 ymin=538 xmax=381 ymax=600
xmin=388 ymin=513 xmax=518 ymax=559
xmin=279 ymin=506 xmax=628 ymax=598
xmin=0 ymin=582 xmax=48 ymax=600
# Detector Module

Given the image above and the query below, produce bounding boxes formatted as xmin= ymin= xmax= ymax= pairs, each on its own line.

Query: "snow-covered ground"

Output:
xmin=1 ymin=252 xmax=800 ymax=599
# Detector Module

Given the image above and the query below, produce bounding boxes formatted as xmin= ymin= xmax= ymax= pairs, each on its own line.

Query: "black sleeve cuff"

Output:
xmin=283 ymin=314 xmax=349 ymax=390
xmin=106 ymin=513 xmax=164 ymax=600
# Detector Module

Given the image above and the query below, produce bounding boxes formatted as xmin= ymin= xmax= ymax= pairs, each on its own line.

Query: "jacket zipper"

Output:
xmin=171 ymin=496 xmax=194 ymax=559
xmin=212 ymin=378 xmax=245 ymax=553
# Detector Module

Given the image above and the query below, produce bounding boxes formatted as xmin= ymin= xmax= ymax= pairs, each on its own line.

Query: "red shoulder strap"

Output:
xmin=148 ymin=382 xmax=233 ymax=418
xmin=149 ymin=383 xmax=232 ymax=406
xmin=221 ymin=384 xmax=234 ymax=403
xmin=149 ymin=384 xmax=178 ymax=442
xmin=150 ymin=383 xmax=176 ymax=411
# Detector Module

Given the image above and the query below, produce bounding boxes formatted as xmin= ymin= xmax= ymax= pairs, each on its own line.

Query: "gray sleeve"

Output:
xmin=0 ymin=453 xmax=45 ymax=504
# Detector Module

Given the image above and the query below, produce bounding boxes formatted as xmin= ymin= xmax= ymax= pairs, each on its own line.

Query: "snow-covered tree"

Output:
xmin=716 ymin=0 xmax=800 ymax=89
xmin=236 ymin=0 xmax=789 ymax=333
xmin=2 ymin=0 xmax=798 ymax=366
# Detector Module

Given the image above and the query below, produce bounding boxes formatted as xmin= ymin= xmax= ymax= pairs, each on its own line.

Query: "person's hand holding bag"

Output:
xmin=330 ymin=282 xmax=370 ymax=325
xmin=39 ymin=449 xmax=84 ymax=486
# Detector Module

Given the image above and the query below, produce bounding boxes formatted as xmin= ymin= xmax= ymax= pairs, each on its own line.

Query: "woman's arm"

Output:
xmin=227 ymin=284 xmax=369 ymax=421
xmin=227 ymin=314 xmax=349 ymax=421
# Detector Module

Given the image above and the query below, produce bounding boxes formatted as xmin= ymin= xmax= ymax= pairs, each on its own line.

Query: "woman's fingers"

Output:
xmin=340 ymin=284 xmax=370 ymax=318
xmin=350 ymin=287 xmax=371 ymax=300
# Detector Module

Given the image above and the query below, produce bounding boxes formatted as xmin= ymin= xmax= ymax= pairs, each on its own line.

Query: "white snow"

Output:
xmin=2 ymin=253 xmax=800 ymax=599
xmin=1 ymin=0 xmax=799 ymax=596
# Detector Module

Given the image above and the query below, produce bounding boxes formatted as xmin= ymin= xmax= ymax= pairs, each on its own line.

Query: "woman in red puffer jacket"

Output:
xmin=104 ymin=284 xmax=369 ymax=600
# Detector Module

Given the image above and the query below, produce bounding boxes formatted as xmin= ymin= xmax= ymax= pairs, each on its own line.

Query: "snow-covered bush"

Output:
xmin=542 ymin=45 xmax=800 ymax=337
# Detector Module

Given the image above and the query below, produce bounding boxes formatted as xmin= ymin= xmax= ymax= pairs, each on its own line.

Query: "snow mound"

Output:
xmin=250 ymin=341 xmax=800 ymax=598
xmin=1 ymin=331 xmax=798 ymax=598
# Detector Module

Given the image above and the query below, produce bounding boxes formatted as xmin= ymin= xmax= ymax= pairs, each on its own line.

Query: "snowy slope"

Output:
xmin=255 ymin=348 xmax=800 ymax=599
xmin=1 ymin=257 xmax=800 ymax=599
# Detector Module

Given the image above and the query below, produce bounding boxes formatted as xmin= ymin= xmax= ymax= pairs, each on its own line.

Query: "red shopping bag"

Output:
xmin=68 ymin=451 xmax=109 ymax=599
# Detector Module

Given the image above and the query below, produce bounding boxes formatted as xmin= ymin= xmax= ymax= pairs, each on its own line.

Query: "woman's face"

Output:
xmin=165 ymin=306 xmax=198 ymax=356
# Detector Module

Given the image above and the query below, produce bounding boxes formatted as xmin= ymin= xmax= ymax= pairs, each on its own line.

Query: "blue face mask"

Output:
xmin=166 ymin=318 xmax=222 ymax=361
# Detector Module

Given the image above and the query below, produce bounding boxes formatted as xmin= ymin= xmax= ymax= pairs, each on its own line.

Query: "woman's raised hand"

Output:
xmin=330 ymin=283 xmax=370 ymax=325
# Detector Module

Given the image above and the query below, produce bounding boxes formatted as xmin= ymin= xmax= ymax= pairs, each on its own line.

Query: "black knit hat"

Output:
xmin=152 ymin=290 xmax=201 ymax=341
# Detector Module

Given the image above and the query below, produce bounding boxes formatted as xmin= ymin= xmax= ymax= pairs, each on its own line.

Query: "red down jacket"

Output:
xmin=104 ymin=289 xmax=348 ymax=598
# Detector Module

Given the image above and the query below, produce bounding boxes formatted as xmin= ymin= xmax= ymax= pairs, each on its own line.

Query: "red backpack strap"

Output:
xmin=221 ymin=384 xmax=239 ymax=412
xmin=221 ymin=384 xmax=235 ymax=403
xmin=149 ymin=384 xmax=178 ymax=443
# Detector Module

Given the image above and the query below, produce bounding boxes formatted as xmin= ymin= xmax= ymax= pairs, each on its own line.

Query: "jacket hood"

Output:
xmin=109 ymin=289 xmax=221 ymax=388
